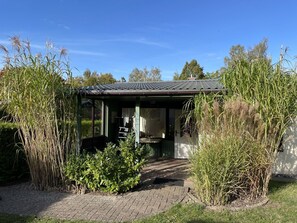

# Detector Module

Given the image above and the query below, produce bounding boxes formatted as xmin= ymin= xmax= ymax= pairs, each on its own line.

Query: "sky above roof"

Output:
xmin=0 ymin=0 xmax=297 ymax=80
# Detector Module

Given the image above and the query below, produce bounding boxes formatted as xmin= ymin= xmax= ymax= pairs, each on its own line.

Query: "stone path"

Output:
xmin=0 ymin=159 xmax=194 ymax=222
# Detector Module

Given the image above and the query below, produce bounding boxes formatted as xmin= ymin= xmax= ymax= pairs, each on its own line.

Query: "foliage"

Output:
xmin=0 ymin=121 xmax=17 ymax=129
xmin=188 ymin=97 xmax=270 ymax=205
xmin=185 ymin=41 xmax=297 ymax=205
xmin=0 ymin=122 xmax=28 ymax=183
xmin=0 ymin=108 xmax=10 ymax=121
xmin=129 ymin=67 xmax=161 ymax=82
xmin=0 ymin=37 xmax=77 ymax=190
xmin=191 ymin=134 xmax=248 ymax=205
xmin=174 ymin=59 xmax=205 ymax=80
xmin=224 ymin=38 xmax=270 ymax=70
xmin=70 ymin=69 xmax=116 ymax=87
xmin=65 ymin=133 xmax=148 ymax=193
xmin=81 ymin=120 xmax=102 ymax=138
xmin=204 ymin=70 xmax=221 ymax=79
xmin=222 ymin=54 xmax=297 ymax=191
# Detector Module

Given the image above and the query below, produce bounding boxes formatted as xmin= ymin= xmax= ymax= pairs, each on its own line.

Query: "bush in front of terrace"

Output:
xmin=64 ymin=133 xmax=149 ymax=193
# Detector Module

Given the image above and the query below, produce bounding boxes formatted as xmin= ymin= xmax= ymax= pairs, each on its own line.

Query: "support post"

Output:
xmin=91 ymin=99 xmax=95 ymax=139
xmin=76 ymin=94 xmax=82 ymax=155
xmin=104 ymin=102 xmax=109 ymax=138
xmin=135 ymin=98 xmax=140 ymax=145
xmin=101 ymin=100 xmax=104 ymax=135
xmin=91 ymin=99 xmax=95 ymax=150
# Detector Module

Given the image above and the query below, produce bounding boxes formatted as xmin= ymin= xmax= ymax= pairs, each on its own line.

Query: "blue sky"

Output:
xmin=0 ymin=0 xmax=297 ymax=80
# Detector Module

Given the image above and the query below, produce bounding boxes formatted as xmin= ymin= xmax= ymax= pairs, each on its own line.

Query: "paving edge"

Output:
xmin=206 ymin=197 xmax=269 ymax=211
xmin=182 ymin=192 xmax=269 ymax=212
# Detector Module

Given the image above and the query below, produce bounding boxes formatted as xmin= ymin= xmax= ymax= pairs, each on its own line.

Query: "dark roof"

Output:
xmin=79 ymin=79 xmax=225 ymax=96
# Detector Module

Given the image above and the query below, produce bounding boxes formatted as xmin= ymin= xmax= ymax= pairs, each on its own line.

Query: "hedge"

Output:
xmin=81 ymin=120 xmax=102 ymax=138
xmin=0 ymin=122 xmax=28 ymax=184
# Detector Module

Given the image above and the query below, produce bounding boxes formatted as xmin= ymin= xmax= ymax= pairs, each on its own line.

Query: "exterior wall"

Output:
xmin=273 ymin=119 xmax=297 ymax=176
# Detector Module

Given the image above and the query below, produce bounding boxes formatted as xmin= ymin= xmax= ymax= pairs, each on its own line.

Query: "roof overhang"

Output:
xmin=79 ymin=79 xmax=226 ymax=98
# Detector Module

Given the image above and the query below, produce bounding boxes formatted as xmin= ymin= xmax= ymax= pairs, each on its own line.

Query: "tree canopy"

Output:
xmin=128 ymin=67 xmax=161 ymax=82
xmin=224 ymin=38 xmax=270 ymax=70
xmin=174 ymin=59 xmax=205 ymax=80
xmin=70 ymin=69 xmax=116 ymax=87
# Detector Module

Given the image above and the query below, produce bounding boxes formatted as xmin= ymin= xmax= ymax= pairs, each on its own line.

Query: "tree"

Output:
xmin=96 ymin=73 xmax=116 ymax=85
xmin=129 ymin=67 xmax=161 ymax=82
xmin=83 ymin=69 xmax=91 ymax=79
xmin=204 ymin=71 xmax=220 ymax=79
xmin=147 ymin=67 xmax=161 ymax=81
xmin=173 ymin=72 xmax=180 ymax=80
xmin=174 ymin=59 xmax=205 ymax=80
xmin=224 ymin=39 xmax=270 ymax=69
xmin=70 ymin=69 xmax=116 ymax=87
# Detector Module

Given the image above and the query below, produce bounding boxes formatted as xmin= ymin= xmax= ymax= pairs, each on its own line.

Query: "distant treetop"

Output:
xmin=129 ymin=67 xmax=162 ymax=82
xmin=174 ymin=59 xmax=205 ymax=80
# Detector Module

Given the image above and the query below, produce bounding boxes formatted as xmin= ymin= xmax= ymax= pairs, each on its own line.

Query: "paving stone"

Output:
xmin=0 ymin=159 xmax=191 ymax=222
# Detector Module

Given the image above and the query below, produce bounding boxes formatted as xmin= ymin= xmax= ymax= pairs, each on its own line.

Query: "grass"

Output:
xmin=0 ymin=181 xmax=296 ymax=223
xmin=0 ymin=214 xmax=91 ymax=223
xmin=137 ymin=181 xmax=297 ymax=223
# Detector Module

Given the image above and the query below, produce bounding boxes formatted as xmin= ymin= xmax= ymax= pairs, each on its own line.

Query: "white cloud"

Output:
xmin=56 ymin=37 xmax=170 ymax=49
xmin=58 ymin=23 xmax=71 ymax=30
xmin=43 ymin=18 xmax=71 ymax=30
xmin=68 ymin=49 xmax=106 ymax=57
xmin=0 ymin=39 xmax=104 ymax=57
xmin=206 ymin=53 xmax=217 ymax=57
xmin=102 ymin=37 xmax=170 ymax=48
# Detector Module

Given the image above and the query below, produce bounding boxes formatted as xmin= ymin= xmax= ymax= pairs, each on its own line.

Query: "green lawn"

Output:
xmin=1 ymin=181 xmax=296 ymax=223
xmin=137 ymin=180 xmax=297 ymax=223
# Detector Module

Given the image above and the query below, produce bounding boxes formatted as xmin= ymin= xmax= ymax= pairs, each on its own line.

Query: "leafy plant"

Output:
xmin=81 ymin=120 xmax=102 ymax=138
xmin=65 ymin=133 xmax=148 ymax=193
xmin=186 ymin=53 xmax=297 ymax=204
xmin=189 ymin=98 xmax=270 ymax=205
xmin=0 ymin=37 xmax=77 ymax=189
xmin=222 ymin=57 xmax=297 ymax=193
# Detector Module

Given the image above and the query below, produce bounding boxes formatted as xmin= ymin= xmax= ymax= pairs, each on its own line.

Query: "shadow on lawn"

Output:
xmin=268 ymin=180 xmax=294 ymax=195
xmin=0 ymin=213 xmax=37 ymax=223
xmin=187 ymin=221 xmax=229 ymax=223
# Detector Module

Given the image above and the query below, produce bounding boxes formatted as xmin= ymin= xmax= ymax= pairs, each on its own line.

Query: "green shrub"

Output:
xmin=0 ymin=122 xmax=28 ymax=183
xmin=81 ymin=120 xmax=102 ymax=138
xmin=191 ymin=132 xmax=267 ymax=205
xmin=189 ymin=97 xmax=270 ymax=205
xmin=222 ymin=57 xmax=297 ymax=194
xmin=65 ymin=133 xmax=148 ymax=193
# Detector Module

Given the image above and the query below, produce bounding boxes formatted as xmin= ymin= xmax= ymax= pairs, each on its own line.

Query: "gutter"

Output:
xmin=79 ymin=88 xmax=226 ymax=97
